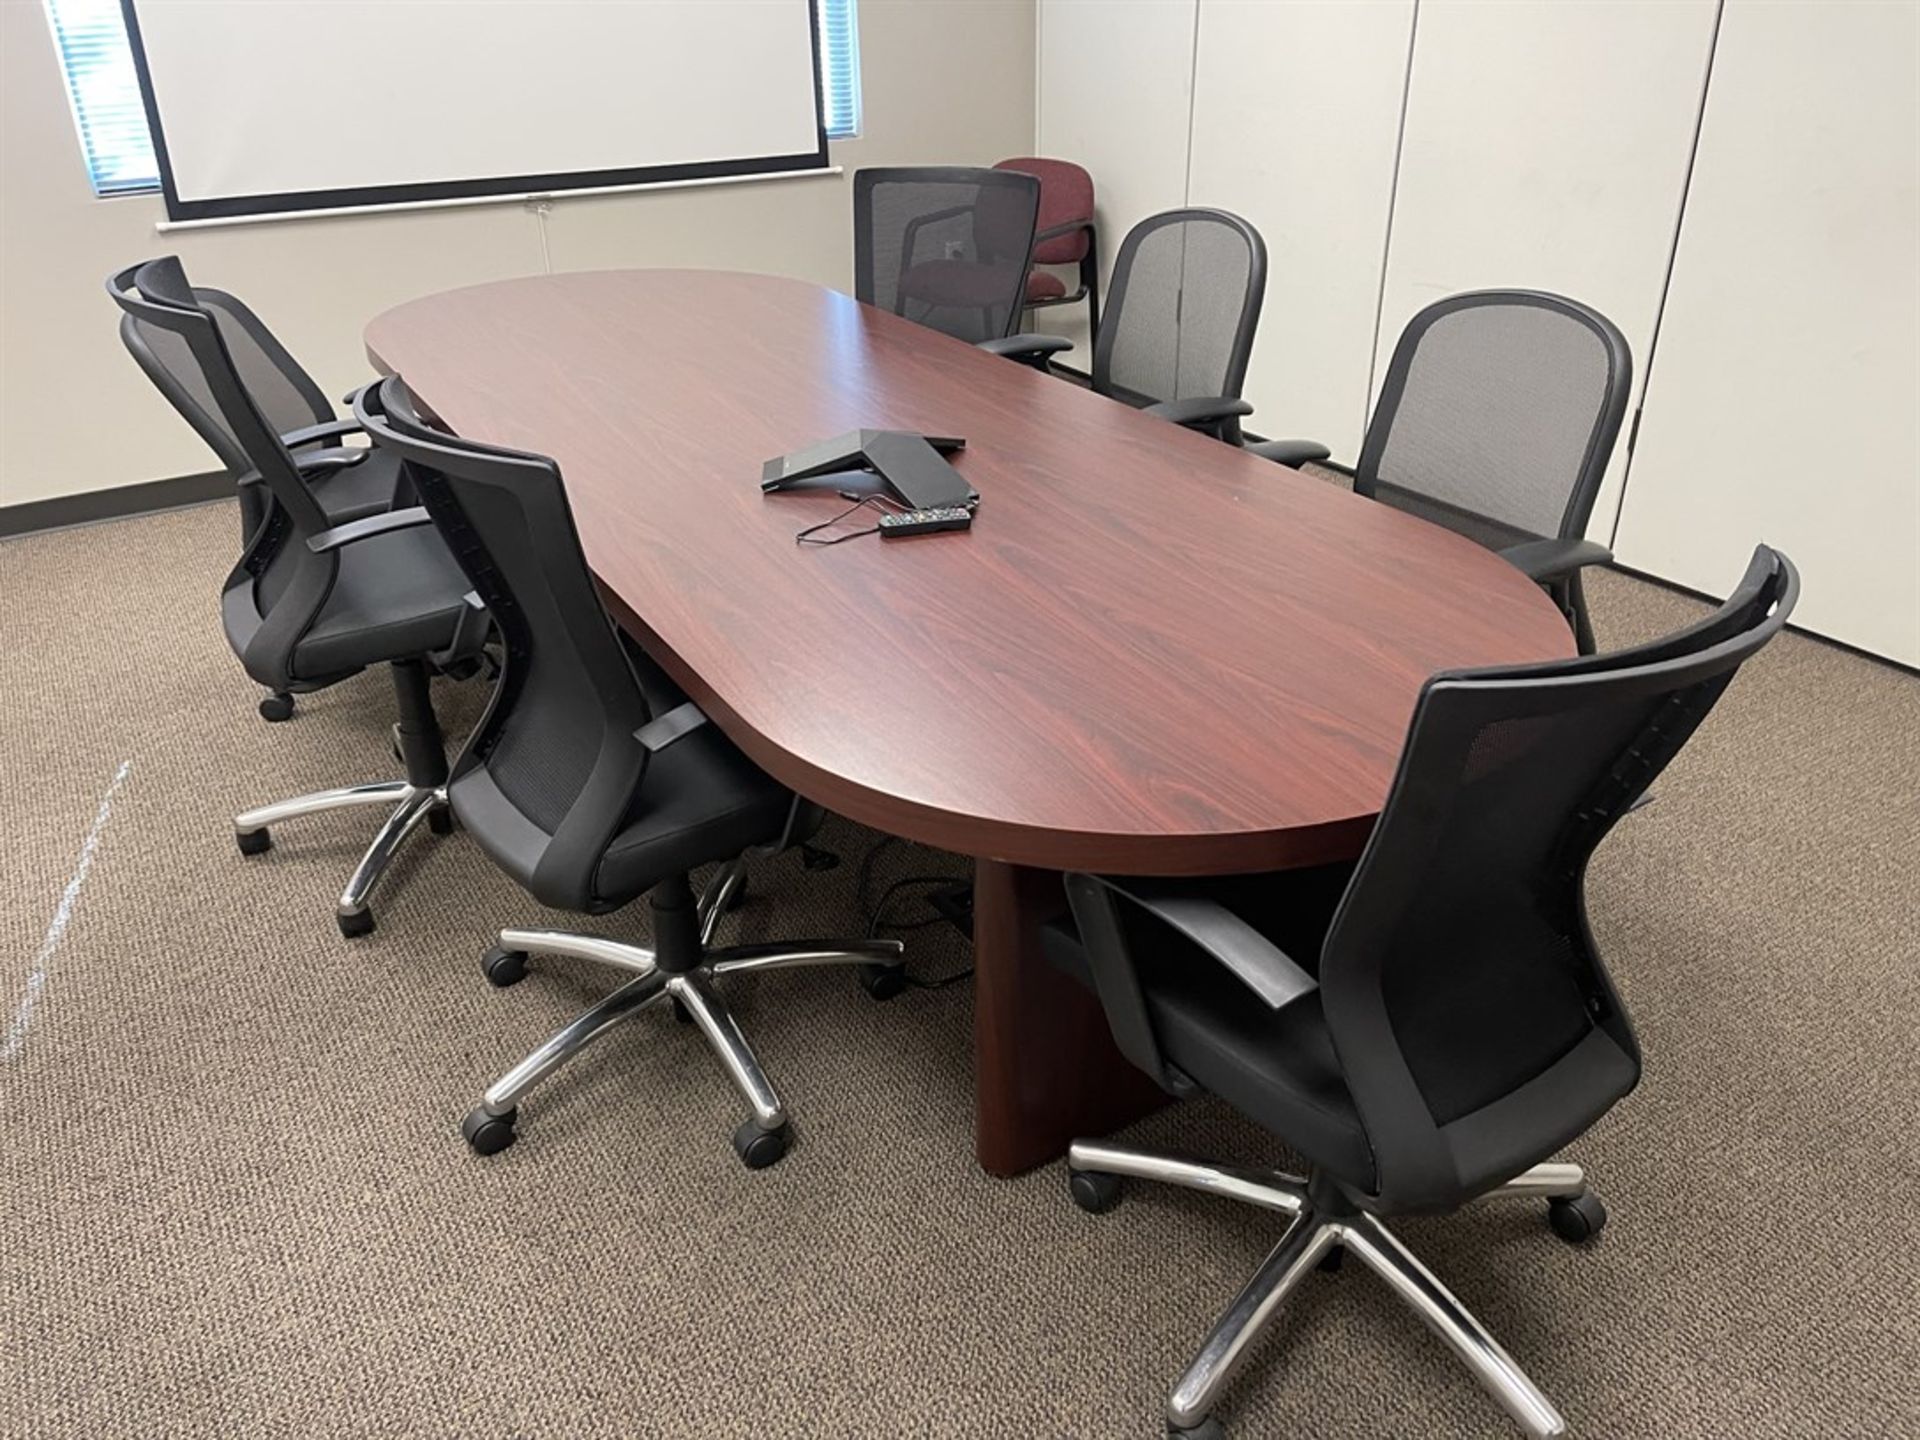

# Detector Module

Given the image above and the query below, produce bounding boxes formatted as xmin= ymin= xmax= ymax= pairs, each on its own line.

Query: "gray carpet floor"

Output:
xmin=2 ymin=500 xmax=1916 ymax=1439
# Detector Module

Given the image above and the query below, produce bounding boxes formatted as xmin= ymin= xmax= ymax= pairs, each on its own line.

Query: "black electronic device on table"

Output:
xmin=879 ymin=506 xmax=973 ymax=538
xmin=761 ymin=428 xmax=976 ymax=512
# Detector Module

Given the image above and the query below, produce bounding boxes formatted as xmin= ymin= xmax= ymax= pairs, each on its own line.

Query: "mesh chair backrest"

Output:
xmin=995 ymin=157 xmax=1094 ymax=264
xmin=355 ymin=377 xmax=658 ymax=912
xmin=852 ymin=166 xmax=1041 ymax=343
xmin=117 ymin=306 xmax=249 ymax=476
xmin=1096 ymin=208 xmax=1265 ymax=409
xmin=107 ymin=257 xmax=345 ymax=687
xmin=108 ymin=258 xmax=328 ymax=540
xmin=195 ymin=289 xmax=333 ymax=438
xmin=1320 ymin=546 xmax=1797 ymax=1211
xmin=1358 ymin=291 xmax=1632 ymax=550
xmin=111 ymin=275 xmax=331 ymax=478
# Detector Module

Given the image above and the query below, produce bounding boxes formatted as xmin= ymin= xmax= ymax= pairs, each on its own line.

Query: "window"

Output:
xmin=45 ymin=0 xmax=159 ymax=196
xmin=818 ymin=0 xmax=862 ymax=140
xmin=46 ymin=0 xmax=854 ymax=201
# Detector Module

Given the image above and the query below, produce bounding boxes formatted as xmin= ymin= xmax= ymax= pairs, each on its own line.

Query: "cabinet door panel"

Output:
xmin=1377 ymin=0 xmax=1718 ymax=538
xmin=1613 ymin=0 xmax=1919 ymax=664
xmin=1036 ymin=0 xmax=1197 ymax=355
xmin=1188 ymin=0 xmax=1413 ymax=458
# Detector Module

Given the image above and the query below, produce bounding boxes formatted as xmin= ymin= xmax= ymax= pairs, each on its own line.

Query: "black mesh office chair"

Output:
xmin=109 ymin=265 xmax=409 ymax=720
xmin=982 ymin=208 xmax=1266 ymax=444
xmin=354 ymin=377 xmax=906 ymax=1168
xmin=108 ymin=257 xmax=485 ymax=936
xmin=1046 ymin=546 xmax=1797 ymax=1439
xmin=1253 ymin=291 xmax=1633 ymax=652
xmin=853 ymin=166 xmax=1041 ymax=344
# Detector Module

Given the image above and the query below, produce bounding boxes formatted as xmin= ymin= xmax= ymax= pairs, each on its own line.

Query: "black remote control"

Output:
xmin=878 ymin=506 xmax=973 ymax=538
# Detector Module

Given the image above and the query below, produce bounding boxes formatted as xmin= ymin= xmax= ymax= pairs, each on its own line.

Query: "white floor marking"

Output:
xmin=3 ymin=759 xmax=133 ymax=1063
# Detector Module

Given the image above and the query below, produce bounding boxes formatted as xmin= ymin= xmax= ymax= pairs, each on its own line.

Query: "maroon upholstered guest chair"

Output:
xmin=995 ymin=156 xmax=1099 ymax=335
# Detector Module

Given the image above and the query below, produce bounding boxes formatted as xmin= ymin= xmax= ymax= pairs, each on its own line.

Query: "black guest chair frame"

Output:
xmin=1051 ymin=546 xmax=1797 ymax=1438
xmin=995 ymin=155 xmax=1101 ymax=336
xmin=1254 ymin=290 xmax=1633 ymax=653
xmin=982 ymin=207 xmax=1267 ymax=444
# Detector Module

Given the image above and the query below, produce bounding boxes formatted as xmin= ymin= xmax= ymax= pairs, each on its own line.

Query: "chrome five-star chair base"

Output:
xmin=1066 ymin=1141 xmax=1609 ymax=1439
xmin=461 ymin=858 xmax=906 ymax=1169
xmin=232 ymin=658 xmax=454 ymax=939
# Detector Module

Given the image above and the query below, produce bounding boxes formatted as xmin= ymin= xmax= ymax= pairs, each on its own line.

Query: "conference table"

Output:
xmin=365 ymin=270 xmax=1575 ymax=1176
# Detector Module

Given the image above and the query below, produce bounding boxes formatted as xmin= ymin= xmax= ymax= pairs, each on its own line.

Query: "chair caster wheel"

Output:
xmin=481 ymin=945 xmax=528 ymax=988
xmin=428 ymin=806 xmax=454 ymax=836
xmin=258 ymin=692 xmax=294 ymax=722
xmin=672 ymin=997 xmax=695 ymax=1024
xmin=858 ymin=962 xmax=908 ymax=1000
xmin=733 ymin=1118 xmax=791 ymax=1169
xmin=462 ymin=1106 xmax=517 ymax=1155
xmin=1548 ymin=1187 xmax=1608 ymax=1244
xmin=798 ymin=843 xmax=839 ymax=871
xmin=1069 ymin=1168 xmax=1123 ymax=1214
xmin=236 ymin=828 xmax=272 ymax=857
xmin=1317 ymin=1244 xmax=1345 ymax=1272
xmin=337 ymin=907 xmax=375 ymax=939
xmin=1168 ymin=1418 xmax=1225 ymax=1439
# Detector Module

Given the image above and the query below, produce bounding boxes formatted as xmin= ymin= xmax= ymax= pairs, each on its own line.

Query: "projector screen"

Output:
xmin=122 ymin=0 xmax=828 ymax=222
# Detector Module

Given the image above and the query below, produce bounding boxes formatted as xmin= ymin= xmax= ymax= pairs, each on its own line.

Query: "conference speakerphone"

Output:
xmin=761 ymin=429 xmax=977 ymax=512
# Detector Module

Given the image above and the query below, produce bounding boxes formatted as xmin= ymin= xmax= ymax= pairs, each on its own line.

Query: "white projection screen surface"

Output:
xmin=122 ymin=0 xmax=827 ymax=221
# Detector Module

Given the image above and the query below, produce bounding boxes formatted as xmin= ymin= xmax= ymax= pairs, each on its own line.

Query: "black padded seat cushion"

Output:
xmin=1042 ymin=862 xmax=1375 ymax=1185
xmin=1146 ymin=960 xmax=1372 ymax=1185
xmin=591 ymin=642 xmax=793 ymax=907
xmin=291 ymin=525 xmax=474 ymax=679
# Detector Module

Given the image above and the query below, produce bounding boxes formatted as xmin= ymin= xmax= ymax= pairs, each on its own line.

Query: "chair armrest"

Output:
xmin=1247 ymin=438 xmax=1335 ymax=469
xmin=1062 ymin=870 xmax=1318 ymax=1103
xmin=1143 ymin=396 xmax=1255 ymax=431
xmin=293 ymin=445 xmax=369 ymax=474
xmin=306 ymin=505 xmax=435 ymax=553
xmin=1034 ymin=218 xmax=1092 ymax=247
xmin=281 ymin=418 xmax=363 ymax=450
xmin=635 ymin=700 xmax=710 ymax=754
xmin=1101 ymin=881 xmax=1319 ymax=1012
xmin=1499 ymin=537 xmax=1612 ymax=583
xmin=976 ymin=334 xmax=1074 ymax=367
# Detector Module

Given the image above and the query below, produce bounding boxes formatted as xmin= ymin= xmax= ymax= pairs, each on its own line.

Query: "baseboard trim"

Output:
xmin=0 ymin=471 xmax=230 ymax=538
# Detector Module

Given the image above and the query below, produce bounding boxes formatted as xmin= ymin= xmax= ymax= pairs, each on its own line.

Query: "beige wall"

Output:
xmin=0 ymin=0 xmax=1037 ymax=507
